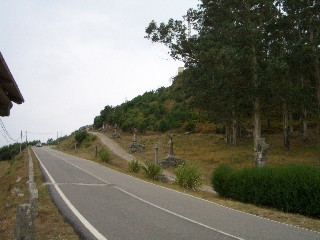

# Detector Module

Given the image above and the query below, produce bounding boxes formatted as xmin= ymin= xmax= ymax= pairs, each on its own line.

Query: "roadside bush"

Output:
xmin=74 ymin=130 xmax=89 ymax=145
xmin=174 ymin=163 xmax=202 ymax=190
xmin=82 ymin=134 xmax=97 ymax=148
xmin=128 ymin=160 xmax=141 ymax=173
xmin=212 ymin=164 xmax=320 ymax=218
xmin=98 ymin=149 xmax=111 ymax=163
xmin=141 ymin=163 xmax=163 ymax=180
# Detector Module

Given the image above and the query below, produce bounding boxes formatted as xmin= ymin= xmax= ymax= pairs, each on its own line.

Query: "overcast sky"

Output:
xmin=0 ymin=0 xmax=199 ymax=146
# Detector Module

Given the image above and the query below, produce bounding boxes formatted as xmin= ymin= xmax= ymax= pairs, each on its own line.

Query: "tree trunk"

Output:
xmin=302 ymin=106 xmax=308 ymax=141
xmin=225 ymin=123 xmax=230 ymax=144
xmin=232 ymin=111 xmax=237 ymax=147
xmin=289 ymin=112 xmax=294 ymax=133
xmin=283 ymin=103 xmax=290 ymax=150
xmin=253 ymin=97 xmax=261 ymax=150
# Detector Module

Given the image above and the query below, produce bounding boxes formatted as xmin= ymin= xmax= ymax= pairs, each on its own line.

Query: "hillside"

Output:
xmin=93 ymin=74 xmax=319 ymax=151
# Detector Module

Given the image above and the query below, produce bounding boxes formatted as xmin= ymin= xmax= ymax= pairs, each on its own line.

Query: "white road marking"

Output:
xmin=45 ymin=148 xmax=244 ymax=240
xmin=33 ymin=149 xmax=108 ymax=240
xmin=44 ymin=182 xmax=113 ymax=187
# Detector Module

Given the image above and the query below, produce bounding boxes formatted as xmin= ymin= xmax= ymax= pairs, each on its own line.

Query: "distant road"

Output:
xmin=33 ymin=147 xmax=320 ymax=240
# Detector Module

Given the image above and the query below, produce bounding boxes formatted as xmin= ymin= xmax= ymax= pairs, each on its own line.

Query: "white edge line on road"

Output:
xmin=47 ymin=148 xmax=244 ymax=240
xmin=32 ymin=148 xmax=108 ymax=240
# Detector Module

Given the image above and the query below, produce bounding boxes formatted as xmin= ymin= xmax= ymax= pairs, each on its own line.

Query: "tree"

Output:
xmin=146 ymin=1 xmax=277 ymax=155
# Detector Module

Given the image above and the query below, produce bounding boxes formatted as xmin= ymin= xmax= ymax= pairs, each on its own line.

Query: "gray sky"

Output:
xmin=0 ymin=0 xmax=199 ymax=146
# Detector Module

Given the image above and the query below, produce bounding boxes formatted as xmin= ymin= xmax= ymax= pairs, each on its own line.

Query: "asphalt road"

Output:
xmin=32 ymin=147 xmax=320 ymax=240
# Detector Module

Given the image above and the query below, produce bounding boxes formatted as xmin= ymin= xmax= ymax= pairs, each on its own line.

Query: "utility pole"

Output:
xmin=25 ymin=131 xmax=28 ymax=148
xmin=20 ymin=130 xmax=22 ymax=154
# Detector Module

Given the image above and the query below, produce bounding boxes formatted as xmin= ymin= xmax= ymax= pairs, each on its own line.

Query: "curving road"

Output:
xmin=32 ymin=146 xmax=320 ymax=240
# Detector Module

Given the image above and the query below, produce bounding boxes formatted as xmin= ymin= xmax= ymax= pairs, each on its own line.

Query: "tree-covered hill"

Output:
xmin=94 ymin=0 xmax=319 ymax=159
xmin=93 ymin=76 xmax=211 ymax=133
xmin=93 ymin=72 xmax=317 ymax=137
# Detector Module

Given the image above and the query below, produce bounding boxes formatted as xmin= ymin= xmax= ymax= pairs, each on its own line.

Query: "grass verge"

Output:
xmin=0 ymin=148 xmax=79 ymax=240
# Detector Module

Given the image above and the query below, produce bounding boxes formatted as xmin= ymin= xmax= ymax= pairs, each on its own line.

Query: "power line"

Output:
xmin=0 ymin=118 xmax=17 ymax=143
xmin=27 ymin=131 xmax=57 ymax=135
xmin=0 ymin=128 xmax=9 ymax=144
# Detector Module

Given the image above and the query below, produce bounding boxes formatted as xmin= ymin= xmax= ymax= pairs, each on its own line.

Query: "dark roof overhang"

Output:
xmin=0 ymin=52 xmax=24 ymax=116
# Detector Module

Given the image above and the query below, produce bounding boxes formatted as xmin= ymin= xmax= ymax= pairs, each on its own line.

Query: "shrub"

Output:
xmin=212 ymin=164 xmax=320 ymax=218
xmin=158 ymin=120 xmax=170 ymax=132
xmin=128 ymin=160 xmax=141 ymax=173
xmin=185 ymin=121 xmax=196 ymax=132
xmin=82 ymin=134 xmax=97 ymax=148
xmin=141 ymin=163 xmax=162 ymax=180
xmin=174 ymin=164 xmax=203 ymax=190
xmin=98 ymin=149 xmax=111 ymax=162
xmin=74 ymin=130 xmax=89 ymax=145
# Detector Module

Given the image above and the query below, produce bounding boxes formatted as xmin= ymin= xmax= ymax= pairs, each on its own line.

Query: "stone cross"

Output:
xmin=169 ymin=134 xmax=174 ymax=156
xmin=255 ymin=138 xmax=269 ymax=167
xmin=133 ymin=129 xmax=137 ymax=143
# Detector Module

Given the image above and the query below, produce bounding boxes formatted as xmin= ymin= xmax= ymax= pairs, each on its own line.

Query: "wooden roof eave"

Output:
xmin=0 ymin=52 xmax=24 ymax=104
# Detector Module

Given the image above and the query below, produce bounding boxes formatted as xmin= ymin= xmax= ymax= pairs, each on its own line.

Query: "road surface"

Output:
xmin=32 ymin=147 xmax=320 ymax=240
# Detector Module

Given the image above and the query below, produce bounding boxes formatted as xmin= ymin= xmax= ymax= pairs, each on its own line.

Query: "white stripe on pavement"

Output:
xmin=33 ymin=148 xmax=108 ymax=240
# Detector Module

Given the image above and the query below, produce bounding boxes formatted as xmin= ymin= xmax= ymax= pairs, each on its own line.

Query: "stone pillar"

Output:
xmin=14 ymin=204 xmax=35 ymax=240
xmin=28 ymin=157 xmax=34 ymax=183
xmin=28 ymin=182 xmax=38 ymax=218
xmin=154 ymin=144 xmax=159 ymax=165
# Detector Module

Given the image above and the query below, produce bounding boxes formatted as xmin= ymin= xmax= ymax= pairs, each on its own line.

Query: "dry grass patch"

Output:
xmin=108 ymin=131 xmax=318 ymax=185
xmin=0 ymin=152 xmax=29 ymax=239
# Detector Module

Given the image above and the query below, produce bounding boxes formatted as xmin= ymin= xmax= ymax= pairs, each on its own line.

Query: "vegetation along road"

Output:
xmin=32 ymin=146 xmax=320 ymax=240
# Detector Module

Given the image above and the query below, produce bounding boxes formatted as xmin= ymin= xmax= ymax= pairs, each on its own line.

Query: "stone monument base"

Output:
xmin=129 ymin=142 xmax=145 ymax=153
xmin=159 ymin=155 xmax=185 ymax=168
xmin=112 ymin=133 xmax=120 ymax=138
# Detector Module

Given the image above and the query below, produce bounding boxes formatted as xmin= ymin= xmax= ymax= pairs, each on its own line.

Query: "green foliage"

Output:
xmin=82 ymin=135 xmax=97 ymax=148
xmin=98 ymin=149 xmax=111 ymax=162
xmin=144 ymin=0 xmax=320 ymax=143
xmin=128 ymin=160 xmax=141 ymax=173
xmin=0 ymin=140 xmax=39 ymax=161
xmin=174 ymin=164 xmax=203 ymax=190
xmin=93 ymin=85 xmax=201 ymax=134
xmin=49 ymin=135 xmax=69 ymax=148
xmin=212 ymin=165 xmax=320 ymax=218
xmin=185 ymin=121 xmax=196 ymax=132
xmin=92 ymin=0 xmax=320 ymax=136
xmin=141 ymin=163 xmax=163 ymax=180
xmin=0 ymin=143 xmax=21 ymax=161
xmin=74 ymin=130 xmax=89 ymax=145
